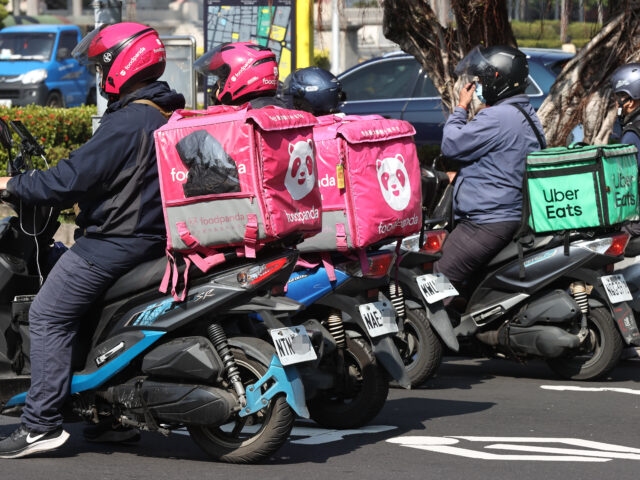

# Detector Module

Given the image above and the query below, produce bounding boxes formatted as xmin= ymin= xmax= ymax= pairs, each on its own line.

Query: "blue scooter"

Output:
xmin=277 ymin=248 xmax=411 ymax=429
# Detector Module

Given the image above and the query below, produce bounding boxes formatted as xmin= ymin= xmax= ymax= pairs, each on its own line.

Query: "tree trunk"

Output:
xmin=560 ymin=0 xmax=570 ymax=43
xmin=537 ymin=6 xmax=640 ymax=146
xmin=383 ymin=0 xmax=516 ymax=112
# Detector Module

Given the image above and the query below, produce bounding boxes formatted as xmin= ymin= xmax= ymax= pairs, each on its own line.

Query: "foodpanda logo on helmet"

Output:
xmin=231 ymin=58 xmax=253 ymax=82
xmin=125 ymin=47 xmax=146 ymax=71
xmin=103 ymin=52 xmax=112 ymax=63
xmin=263 ymin=78 xmax=277 ymax=85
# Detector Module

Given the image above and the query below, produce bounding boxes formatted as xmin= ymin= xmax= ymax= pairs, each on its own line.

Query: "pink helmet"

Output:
xmin=72 ymin=22 xmax=166 ymax=96
xmin=194 ymin=42 xmax=279 ymax=104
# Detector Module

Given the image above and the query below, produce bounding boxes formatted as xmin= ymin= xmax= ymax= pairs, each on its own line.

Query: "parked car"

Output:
xmin=337 ymin=48 xmax=573 ymax=146
xmin=0 ymin=24 xmax=95 ymax=108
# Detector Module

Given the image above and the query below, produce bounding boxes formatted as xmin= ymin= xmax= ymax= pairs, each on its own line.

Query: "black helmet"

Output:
xmin=455 ymin=45 xmax=529 ymax=105
xmin=283 ymin=66 xmax=344 ymax=115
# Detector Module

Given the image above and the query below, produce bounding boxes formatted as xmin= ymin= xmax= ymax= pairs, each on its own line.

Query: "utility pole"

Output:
xmin=26 ymin=0 xmax=38 ymax=16
xmin=331 ymin=0 xmax=339 ymax=74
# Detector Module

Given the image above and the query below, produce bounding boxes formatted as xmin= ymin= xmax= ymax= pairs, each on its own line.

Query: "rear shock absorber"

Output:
xmin=388 ymin=282 xmax=406 ymax=321
xmin=208 ymin=323 xmax=246 ymax=406
xmin=570 ymin=282 xmax=590 ymax=342
xmin=327 ymin=309 xmax=346 ymax=348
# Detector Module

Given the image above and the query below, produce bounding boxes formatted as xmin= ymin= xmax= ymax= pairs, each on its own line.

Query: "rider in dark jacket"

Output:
xmin=0 ymin=23 xmax=185 ymax=459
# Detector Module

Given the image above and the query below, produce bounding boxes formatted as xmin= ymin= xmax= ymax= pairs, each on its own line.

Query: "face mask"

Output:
xmin=475 ymin=81 xmax=486 ymax=104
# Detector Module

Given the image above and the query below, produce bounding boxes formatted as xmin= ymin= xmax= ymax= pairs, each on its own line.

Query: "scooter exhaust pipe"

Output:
xmin=477 ymin=323 xmax=581 ymax=358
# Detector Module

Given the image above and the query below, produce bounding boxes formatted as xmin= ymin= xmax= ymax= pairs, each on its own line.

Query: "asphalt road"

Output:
xmin=1 ymin=355 xmax=638 ymax=480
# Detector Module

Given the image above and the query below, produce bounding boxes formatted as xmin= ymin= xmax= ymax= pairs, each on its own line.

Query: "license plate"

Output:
xmin=269 ymin=325 xmax=317 ymax=366
xmin=601 ymin=274 xmax=633 ymax=304
xmin=416 ymin=273 xmax=459 ymax=304
xmin=358 ymin=299 xmax=398 ymax=337
xmin=0 ymin=99 xmax=11 ymax=107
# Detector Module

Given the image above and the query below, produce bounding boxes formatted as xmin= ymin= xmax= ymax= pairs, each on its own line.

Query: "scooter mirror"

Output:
xmin=0 ymin=117 xmax=12 ymax=151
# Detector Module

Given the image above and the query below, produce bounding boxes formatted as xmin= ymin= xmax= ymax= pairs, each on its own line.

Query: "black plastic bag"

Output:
xmin=175 ymin=130 xmax=240 ymax=197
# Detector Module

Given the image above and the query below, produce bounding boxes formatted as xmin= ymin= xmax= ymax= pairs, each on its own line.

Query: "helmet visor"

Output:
xmin=454 ymin=46 xmax=496 ymax=79
xmin=193 ymin=44 xmax=227 ymax=80
xmin=71 ymin=25 xmax=107 ymax=65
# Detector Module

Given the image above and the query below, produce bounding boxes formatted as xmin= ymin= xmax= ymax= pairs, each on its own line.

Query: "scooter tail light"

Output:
xmin=362 ymin=252 xmax=396 ymax=279
xmin=421 ymin=230 xmax=448 ymax=254
xmin=603 ymin=232 xmax=629 ymax=257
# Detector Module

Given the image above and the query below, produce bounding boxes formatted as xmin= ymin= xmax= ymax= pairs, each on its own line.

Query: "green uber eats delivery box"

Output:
xmin=525 ymin=144 xmax=639 ymax=233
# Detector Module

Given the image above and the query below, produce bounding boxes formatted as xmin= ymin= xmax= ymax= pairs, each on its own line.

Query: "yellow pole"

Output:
xmin=295 ymin=0 xmax=314 ymax=70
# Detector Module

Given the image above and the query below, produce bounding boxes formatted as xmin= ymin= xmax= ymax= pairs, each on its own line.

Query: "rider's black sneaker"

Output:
xmin=0 ymin=424 xmax=70 ymax=459
xmin=83 ymin=421 xmax=141 ymax=444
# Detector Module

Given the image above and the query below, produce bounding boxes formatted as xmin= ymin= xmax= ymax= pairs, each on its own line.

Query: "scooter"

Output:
xmin=618 ymin=235 xmax=640 ymax=320
xmin=0 ymin=118 xmax=311 ymax=464
xmin=278 ymin=248 xmax=410 ymax=429
xmin=392 ymin=169 xmax=640 ymax=381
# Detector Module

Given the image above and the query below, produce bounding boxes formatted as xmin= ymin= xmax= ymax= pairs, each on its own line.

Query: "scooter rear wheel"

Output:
xmin=188 ymin=347 xmax=294 ymax=464
xmin=546 ymin=307 xmax=624 ymax=380
xmin=400 ymin=309 xmax=443 ymax=387
xmin=308 ymin=336 xmax=389 ymax=429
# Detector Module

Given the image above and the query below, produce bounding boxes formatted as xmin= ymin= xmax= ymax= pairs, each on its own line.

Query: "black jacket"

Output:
xmin=7 ymin=81 xmax=185 ymax=272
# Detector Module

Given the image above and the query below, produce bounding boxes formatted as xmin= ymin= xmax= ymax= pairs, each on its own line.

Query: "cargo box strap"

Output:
xmin=244 ymin=214 xmax=259 ymax=258
xmin=321 ymin=252 xmax=337 ymax=282
xmin=509 ymin=104 xmax=546 ymax=150
xmin=160 ymin=251 xmax=191 ymax=302
xmin=176 ymin=222 xmax=227 ymax=272
xmin=132 ymin=99 xmax=172 ymax=119
xmin=336 ymin=223 xmax=349 ymax=252
xmin=358 ymin=248 xmax=370 ymax=275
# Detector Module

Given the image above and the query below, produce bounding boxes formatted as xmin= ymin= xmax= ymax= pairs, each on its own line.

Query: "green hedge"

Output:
xmin=512 ymin=20 xmax=601 ymax=48
xmin=0 ymin=105 xmax=96 ymax=171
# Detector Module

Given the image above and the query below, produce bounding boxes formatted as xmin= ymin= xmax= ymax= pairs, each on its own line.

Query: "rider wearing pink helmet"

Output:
xmin=0 ymin=23 xmax=184 ymax=458
xmin=194 ymin=42 xmax=286 ymax=108
xmin=74 ymin=22 xmax=167 ymax=101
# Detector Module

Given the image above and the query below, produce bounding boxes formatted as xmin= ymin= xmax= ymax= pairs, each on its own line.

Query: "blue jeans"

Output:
xmin=21 ymin=250 xmax=118 ymax=432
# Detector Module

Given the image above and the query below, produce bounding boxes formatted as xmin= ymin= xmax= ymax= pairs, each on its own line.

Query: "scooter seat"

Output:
xmin=102 ymin=256 xmax=169 ymax=302
xmin=626 ymin=236 xmax=640 ymax=257
xmin=487 ymin=235 xmax=554 ymax=268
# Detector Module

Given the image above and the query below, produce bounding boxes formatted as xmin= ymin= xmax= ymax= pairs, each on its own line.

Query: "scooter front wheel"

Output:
xmin=546 ymin=307 xmax=624 ymax=380
xmin=188 ymin=347 xmax=295 ymax=464
xmin=308 ymin=336 xmax=389 ymax=429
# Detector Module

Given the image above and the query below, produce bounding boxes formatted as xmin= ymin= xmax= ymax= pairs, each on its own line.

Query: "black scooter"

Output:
xmin=394 ymin=170 xmax=640 ymax=381
xmin=0 ymin=118 xmax=311 ymax=464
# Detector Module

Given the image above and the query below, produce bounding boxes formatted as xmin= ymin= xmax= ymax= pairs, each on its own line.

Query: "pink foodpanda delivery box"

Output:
xmin=153 ymin=104 xmax=322 ymax=299
xmin=298 ymin=114 xmax=422 ymax=253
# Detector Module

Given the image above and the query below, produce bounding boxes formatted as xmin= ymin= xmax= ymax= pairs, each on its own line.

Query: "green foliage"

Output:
xmin=0 ymin=105 xmax=96 ymax=171
xmin=313 ymin=49 xmax=331 ymax=71
xmin=512 ymin=20 xmax=601 ymax=49
xmin=0 ymin=0 xmax=8 ymax=28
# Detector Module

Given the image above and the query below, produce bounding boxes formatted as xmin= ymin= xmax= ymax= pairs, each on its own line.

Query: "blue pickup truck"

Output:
xmin=0 ymin=24 xmax=95 ymax=108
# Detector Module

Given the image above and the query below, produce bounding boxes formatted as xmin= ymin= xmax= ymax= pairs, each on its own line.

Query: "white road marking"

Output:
xmin=541 ymin=385 xmax=640 ymax=396
xmin=173 ymin=424 xmax=397 ymax=445
xmin=290 ymin=425 xmax=397 ymax=445
xmin=386 ymin=436 xmax=640 ymax=462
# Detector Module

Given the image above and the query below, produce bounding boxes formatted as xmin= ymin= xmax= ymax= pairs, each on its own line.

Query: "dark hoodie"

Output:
xmin=7 ymin=81 xmax=186 ymax=274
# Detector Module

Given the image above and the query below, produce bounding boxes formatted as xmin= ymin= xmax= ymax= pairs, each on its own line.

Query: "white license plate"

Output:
xmin=0 ymin=99 xmax=11 ymax=107
xmin=269 ymin=325 xmax=317 ymax=366
xmin=601 ymin=274 xmax=633 ymax=304
xmin=416 ymin=273 xmax=459 ymax=304
xmin=358 ymin=299 xmax=398 ymax=337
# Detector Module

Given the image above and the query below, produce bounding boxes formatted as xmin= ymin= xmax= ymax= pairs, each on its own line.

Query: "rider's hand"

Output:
xmin=458 ymin=82 xmax=475 ymax=110
xmin=0 ymin=177 xmax=11 ymax=191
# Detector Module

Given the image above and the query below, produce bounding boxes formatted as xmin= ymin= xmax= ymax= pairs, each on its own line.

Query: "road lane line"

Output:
xmin=541 ymin=385 xmax=640 ymax=396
